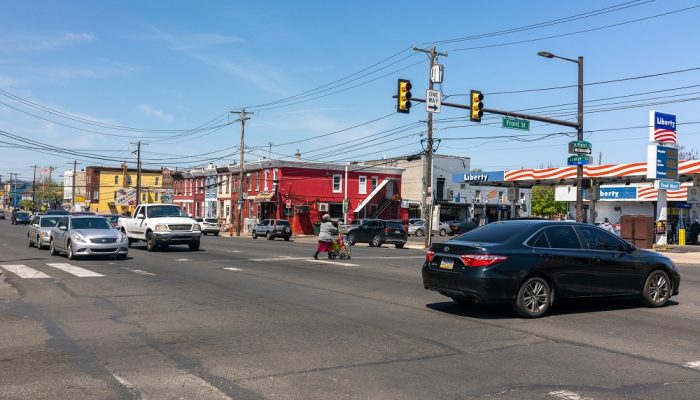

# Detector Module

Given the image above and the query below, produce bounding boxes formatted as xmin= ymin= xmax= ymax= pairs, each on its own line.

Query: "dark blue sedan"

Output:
xmin=422 ymin=220 xmax=680 ymax=318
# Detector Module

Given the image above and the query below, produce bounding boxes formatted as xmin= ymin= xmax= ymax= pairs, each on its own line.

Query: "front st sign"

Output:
xmin=502 ymin=117 xmax=529 ymax=131
xmin=568 ymin=140 xmax=592 ymax=155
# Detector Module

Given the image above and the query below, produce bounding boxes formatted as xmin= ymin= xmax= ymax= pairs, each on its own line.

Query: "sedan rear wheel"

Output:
xmin=414 ymin=229 xmax=423 ymax=237
xmin=642 ymin=270 xmax=671 ymax=307
xmin=513 ymin=277 xmax=551 ymax=318
xmin=252 ymin=231 xmax=258 ymax=239
xmin=28 ymin=234 xmax=34 ymax=247
xmin=372 ymin=234 xmax=382 ymax=248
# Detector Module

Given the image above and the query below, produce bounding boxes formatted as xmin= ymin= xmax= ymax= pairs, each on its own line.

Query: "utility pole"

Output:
xmin=31 ymin=165 xmax=38 ymax=211
xmin=233 ymin=109 xmax=253 ymax=236
xmin=47 ymin=167 xmax=55 ymax=209
xmin=414 ymin=45 xmax=447 ymax=249
xmin=131 ymin=141 xmax=147 ymax=207
xmin=13 ymin=172 xmax=18 ymax=209
xmin=69 ymin=160 xmax=81 ymax=210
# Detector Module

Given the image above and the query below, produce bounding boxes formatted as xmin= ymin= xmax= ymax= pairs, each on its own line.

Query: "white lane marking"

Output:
xmin=228 ymin=250 xmax=240 ymax=253
xmin=46 ymin=263 xmax=104 ymax=277
xmin=111 ymin=373 xmax=137 ymax=394
xmin=309 ymin=259 xmax=358 ymax=267
xmin=121 ymin=267 xmax=156 ymax=276
xmin=548 ymin=390 xmax=593 ymax=400
xmin=1 ymin=264 xmax=51 ymax=279
xmin=250 ymin=256 xmax=307 ymax=262
xmin=684 ymin=361 xmax=700 ymax=370
xmin=224 ymin=267 xmax=243 ymax=272
xmin=175 ymin=258 xmax=191 ymax=262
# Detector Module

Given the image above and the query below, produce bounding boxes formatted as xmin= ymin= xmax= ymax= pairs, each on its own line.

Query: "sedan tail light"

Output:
xmin=459 ymin=254 xmax=508 ymax=267
xmin=384 ymin=228 xmax=391 ymax=233
xmin=426 ymin=250 xmax=436 ymax=262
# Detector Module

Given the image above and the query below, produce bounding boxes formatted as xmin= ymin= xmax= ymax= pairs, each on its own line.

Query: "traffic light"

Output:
xmin=397 ymin=79 xmax=412 ymax=113
xmin=470 ymin=90 xmax=484 ymax=122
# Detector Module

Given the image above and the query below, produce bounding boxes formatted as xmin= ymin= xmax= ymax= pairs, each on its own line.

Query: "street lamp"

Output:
xmin=538 ymin=50 xmax=585 ymax=223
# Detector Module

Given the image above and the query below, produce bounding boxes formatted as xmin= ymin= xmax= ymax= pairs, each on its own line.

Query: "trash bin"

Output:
xmin=313 ymin=222 xmax=321 ymax=235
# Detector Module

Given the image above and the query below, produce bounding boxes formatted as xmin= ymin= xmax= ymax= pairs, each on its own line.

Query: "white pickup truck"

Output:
xmin=118 ymin=204 xmax=202 ymax=252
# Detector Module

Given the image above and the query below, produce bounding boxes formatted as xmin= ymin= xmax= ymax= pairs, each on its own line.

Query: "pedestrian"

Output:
xmin=691 ymin=219 xmax=700 ymax=245
xmin=313 ymin=214 xmax=337 ymax=260
xmin=600 ymin=217 xmax=615 ymax=234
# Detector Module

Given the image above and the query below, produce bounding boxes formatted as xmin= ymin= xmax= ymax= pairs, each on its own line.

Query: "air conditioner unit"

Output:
xmin=318 ymin=202 xmax=329 ymax=212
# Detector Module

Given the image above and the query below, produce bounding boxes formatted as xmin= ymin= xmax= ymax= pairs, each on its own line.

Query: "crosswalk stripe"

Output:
xmin=309 ymin=259 xmax=358 ymax=267
xmin=46 ymin=263 xmax=104 ymax=277
xmin=0 ymin=264 xmax=51 ymax=279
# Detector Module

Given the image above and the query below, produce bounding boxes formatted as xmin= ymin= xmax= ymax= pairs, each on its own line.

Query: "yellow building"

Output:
xmin=85 ymin=165 xmax=165 ymax=215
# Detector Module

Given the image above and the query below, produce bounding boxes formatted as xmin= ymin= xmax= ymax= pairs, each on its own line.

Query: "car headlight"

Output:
xmin=193 ymin=224 xmax=201 ymax=231
xmin=72 ymin=233 xmax=86 ymax=243
xmin=154 ymin=224 xmax=168 ymax=232
xmin=40 ymin=231 xmax=49 ymax=237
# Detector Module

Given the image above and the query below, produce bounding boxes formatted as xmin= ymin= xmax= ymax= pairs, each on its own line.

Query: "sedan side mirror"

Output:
xmin=59 ymin=226 xmax=68 ymax=231
xmin=137 ymin=213 xmax=145 ymax=219
xmin=627 ymin=243 xmax=636 ymax=253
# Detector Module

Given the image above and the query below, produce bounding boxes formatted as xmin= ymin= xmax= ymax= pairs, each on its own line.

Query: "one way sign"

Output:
xmin=426 ymin=89 xmax=441 ymax=113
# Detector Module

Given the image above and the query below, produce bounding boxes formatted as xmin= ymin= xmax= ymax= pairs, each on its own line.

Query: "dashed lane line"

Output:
xmin=0 ymin=264 xmax=51 ymax=278
xmin=309 ymin=259 xmax=358 ymax=267
xmin=684 ymin=361 xmax=700 ymax=371
xmin=548 ymin=390 xmax=593 ymax=400
xmin=223 ymin=267 xmax=243 ymax=272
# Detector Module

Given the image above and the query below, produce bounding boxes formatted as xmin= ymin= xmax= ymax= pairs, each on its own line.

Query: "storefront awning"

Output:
xmin=255 ymin=192 xmax=274 ymax=202
xmin=354 ymin=178 xmax=391 ymax=213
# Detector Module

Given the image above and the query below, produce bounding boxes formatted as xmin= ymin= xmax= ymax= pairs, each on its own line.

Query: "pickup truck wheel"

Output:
xmin=252 ymin=231 xmax=258 ymax=239
xmin=266 ymin=232 xmax=273 ymax=240
xmin=146 ymin=232 xmax=156 ymax=252
xmin=439 ymin=229 xmax=447 ymax=236
xmin=36 ymin=235 xmax=43 ymax=249
xmin=188 ymin=240 xmax=200 ymax=251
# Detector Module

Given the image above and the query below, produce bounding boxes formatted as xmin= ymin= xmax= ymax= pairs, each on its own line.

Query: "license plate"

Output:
xmin=439 ymin=258 xmax=454 ymax=270
xmin=395 ymin=230 xmax=401 ymax=234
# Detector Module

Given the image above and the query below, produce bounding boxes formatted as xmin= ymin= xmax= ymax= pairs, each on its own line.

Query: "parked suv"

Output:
xmin=252 ymin=219 xmax=292 ymax=241
xmin=346 ymin=219 xmax=407 ymax=248
xmin=196 ymin=218 xmax=220 ymax=236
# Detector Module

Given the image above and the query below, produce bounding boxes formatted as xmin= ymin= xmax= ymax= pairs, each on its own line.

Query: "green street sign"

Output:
xmin=502 ymin=117 xmax=529 ymax=131
xmin=567 ymin=155 xmax=591 ymax=166
xmin=568 ymin=140 xmax=592 ymax=155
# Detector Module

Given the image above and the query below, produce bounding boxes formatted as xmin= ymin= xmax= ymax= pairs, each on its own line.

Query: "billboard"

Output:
xmin=452 ymin=171 xmax=505 ymax=183
xmin=649 ymin=111 xmax=677 ymax=144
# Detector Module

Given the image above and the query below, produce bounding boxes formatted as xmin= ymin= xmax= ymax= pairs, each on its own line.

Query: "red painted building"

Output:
xmin=217 ymin=160 xmax=406 ymax=235
xmin=171 ymin=170 xmax=206 ymax=218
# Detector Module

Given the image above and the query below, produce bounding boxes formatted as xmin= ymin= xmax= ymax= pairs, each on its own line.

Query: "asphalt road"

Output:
xmin=1 ymin=218 xmax=699 ymax=400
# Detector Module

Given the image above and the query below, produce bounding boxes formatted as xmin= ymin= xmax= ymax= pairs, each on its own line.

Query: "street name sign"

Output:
xmin=655 ymin=180 xmax=681 ymax=191
xmin=502 ymin=117 xmax=529 ymax=131
xmin=426 ymin=89 xmax=441 ymax=113
xmin=568 ymin=140 xmax=592 ymax=155
xmin=567 ymin=155 xmax=590 ymax=166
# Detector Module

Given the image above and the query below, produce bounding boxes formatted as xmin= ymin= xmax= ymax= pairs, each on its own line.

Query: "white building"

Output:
xmin=63 ymin=169 xmax=87 ymax=211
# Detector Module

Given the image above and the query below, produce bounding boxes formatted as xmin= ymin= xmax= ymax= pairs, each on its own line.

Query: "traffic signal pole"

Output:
xmin=414 ymin=46 xmax=447 ymax=249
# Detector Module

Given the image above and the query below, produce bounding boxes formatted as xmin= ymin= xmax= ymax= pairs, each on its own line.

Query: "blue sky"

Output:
xmin=1 ymin=0 xmax=700 ymax=182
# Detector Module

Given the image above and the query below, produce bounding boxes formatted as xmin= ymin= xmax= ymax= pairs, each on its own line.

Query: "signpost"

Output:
xmin=567 ymin=155 xmax=590 ymax=166
xmin=502 ymin=117 xmax=529 ymax=131
xmin=426 ymin=89 xmax=441 ymax=113
xmin=568 ymin=140 xmax=592 ymax=155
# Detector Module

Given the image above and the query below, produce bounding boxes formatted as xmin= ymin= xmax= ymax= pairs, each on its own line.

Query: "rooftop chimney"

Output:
xmin=294 ymin=149 xmax=301 ymax=160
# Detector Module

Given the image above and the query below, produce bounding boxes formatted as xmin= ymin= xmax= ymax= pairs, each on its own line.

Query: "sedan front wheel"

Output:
xmin=513 ymin=277 xmax=551 ymax=318
xmin=642 ymin=270 xmax=671 ymax=307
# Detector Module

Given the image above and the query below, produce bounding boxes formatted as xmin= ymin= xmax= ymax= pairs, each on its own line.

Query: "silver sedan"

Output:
xmin=27 ymin=215 xmax=62 ymax=249
xmin=49 ymin=216 xmax=129 ymax=260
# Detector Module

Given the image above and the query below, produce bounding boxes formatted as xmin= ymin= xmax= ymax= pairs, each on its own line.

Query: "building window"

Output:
xmin=333 ymin=174 xmax=342 ymax=193
xmin=225 ymin=175 xmax=230 ymax=194
xmin=273 ymin=168 xmax=278 ymax=181
xmin=371 ymin=177 xmax=378 ymax=191
xmin=264 ymin=170 xmax=269 ymax=191
xmin=142 ymin=193 xmax=146 ymax=202
xmin=232 ymin=176 xmax=237 ymax=192
xmin=127 ymin=175 xmax=132 ymax=185
xmin=255 ymin=172 xmax=260 ymax=191
xmin=218 ymin=177 xmax=223 ymax=194
xmin=155 ymin=192 xmax=159 ymax=201
xmin=359 ymin=176 xmax=367 ymax=194
xmin=155 ymin=177 xmax=160 ymax=185
xmin=499 ymin=191 xmax=504 ymax=203
xmin=247 ymin=175 xmax=252 ymax=192
xmin=114 ymin=176 xmax=119 ymax=185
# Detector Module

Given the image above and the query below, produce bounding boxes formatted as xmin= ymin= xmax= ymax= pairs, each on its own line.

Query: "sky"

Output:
xmin=1 ymin=0 xmax=700 ymax=182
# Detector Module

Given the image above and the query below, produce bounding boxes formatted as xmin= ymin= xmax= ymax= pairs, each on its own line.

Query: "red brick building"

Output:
xmin=216 ymin=160 xmax=406 ymax=235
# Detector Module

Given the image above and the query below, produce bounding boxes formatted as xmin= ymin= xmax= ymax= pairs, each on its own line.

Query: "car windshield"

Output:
xmin=71 ymin=217 xmax=112 ymax=230
xmin=275 ymin=220 xmax=289 ymax=226
xmin=17 ymin=212 xmax=29 ymax=218
xmin=204 ymin=218 xmax=218 ymax=223
xmin=40 ymin=217 xmax=61 ymax=227
xmin=106 ymin=216 xmax=119 ymax=224
xmin=454 ymin=222 xmax=518 ymax=243
xmin=147 ymin=206 xmax=187 ymax=218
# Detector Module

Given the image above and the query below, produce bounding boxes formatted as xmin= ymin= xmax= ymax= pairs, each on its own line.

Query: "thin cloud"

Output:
xmin=63 ymin=32 xmax=95 ymax=42
xmin=0 ymin=75 xmax=20 ymax=86
xmin=149 ymin=28 xmax=243 ymax=50
xmin=139 ymin=104 xmax=174 ymax=122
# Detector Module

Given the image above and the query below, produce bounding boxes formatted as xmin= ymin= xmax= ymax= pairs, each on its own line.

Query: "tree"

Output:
xmin=679 ymin=145 xmax=698 ymax=161
xmin=530 ymin=186 xmax=568 ymax=218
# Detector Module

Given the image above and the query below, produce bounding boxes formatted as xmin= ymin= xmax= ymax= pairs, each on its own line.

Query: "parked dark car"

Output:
xmin=100 ymin=214 xmax=122 ymax=228
xmin=445 ymin=220 xmax=478 ymax=235
xmin=252 ymin=219 xmax=292 ymax=240
xmin=422 ymin=220 xmax=681 ymax=318
xmin=346 ymin=219 xmax=407 ymax=248
xmin=11 ymin=211 xmax=31 ymax=225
